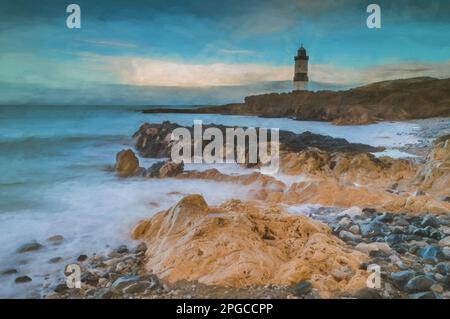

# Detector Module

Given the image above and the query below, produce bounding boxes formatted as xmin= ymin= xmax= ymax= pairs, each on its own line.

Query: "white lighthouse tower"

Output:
xmin=293 ymin=44 xmax=309 ymax=91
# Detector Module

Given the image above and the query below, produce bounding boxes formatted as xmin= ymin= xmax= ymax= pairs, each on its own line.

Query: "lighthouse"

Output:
xmin=293 ymin=44 xmax=309 ymax=91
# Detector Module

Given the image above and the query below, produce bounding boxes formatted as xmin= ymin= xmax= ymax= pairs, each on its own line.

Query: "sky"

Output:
xmin=0 ymin=0 xmax=449 ymax=105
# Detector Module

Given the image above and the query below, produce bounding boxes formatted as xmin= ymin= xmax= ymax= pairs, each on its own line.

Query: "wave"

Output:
xmin=0 ymin=181 xmax=27 ymax=188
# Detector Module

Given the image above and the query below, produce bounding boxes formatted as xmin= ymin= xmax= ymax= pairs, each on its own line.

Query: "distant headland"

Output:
xmin=142 ymin=77 xmax=450 ymax=125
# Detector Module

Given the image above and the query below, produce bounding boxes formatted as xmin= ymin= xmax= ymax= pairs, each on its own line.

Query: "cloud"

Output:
xmin=107 ymin=57 xmax=292 ymax=87
xmin=216 ymin=49 xmax=257 ymax=56
xmin=103 ymin=55 xmax=450 ymax=88
xmin=311 ymin=61 xmax=450 ymax=85
xmin=83 ymin=40 xmax=137 ymax=49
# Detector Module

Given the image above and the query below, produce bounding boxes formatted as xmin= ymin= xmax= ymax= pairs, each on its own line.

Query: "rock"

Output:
xmin=135 ymin=242 xmax=147 ymax=254
xmin=442 ymin=247 xmax=450 ymax=259
xmin=349 ymin=225 xmax=360 ymax=235
xmin=440 ymin=226 xmax=450 ymax=235
xmin=142 ymin=78 xmax=450 ymax=126
xmin=115 ymin=262 xmax=127 ymax=272
xmin=420 ymin=215 xmax=441 ymax=228
xmin=390 ymin=226 xmax=407 ymax=234
xmin=390 ymin=270 xmax=415 ymax=283
xmin=362 ymin=208 xmax=377 ymax=216
xmin=115 ymin=245 xmax=129 ymax=254
xmin=77 ymin=254 xmax=88 ymax=262
xmin=53 ymin=283 xmax=69 ymax=293
xmin=81 ymin=271 xmax=99 ymax=286
xmin=360 ymin=221 xmax=389 ymax=238
xmin=355 ymin=242 xmax=392 ymax=255
xmin=369 ymin=250 xmax=389 ymax=258
xmin=111 ymin=275 xmax=161 ymax=294
xmin=48 ymin=257 xmax=63 ymax=264
xmin=424 ymin=226 xmax=443 ymax=240
xmin=131 ymin=195 xmax=369 ymax=295
xmin=439 ymin=236 xmax=450 ymax=247
xmin=339 ymin=230 xmax=361 ymax=242
xmin=123 ymin=282 xmax=150 ymax=294
xmin=409 ymin=291 xmax=436 ymax=299
xmin=293 ymin=281 xmax=312 ymax=296
xmin=159 ymin=161 xmax=184 ymax=178
xmin=404 ymin=275 xmax=436 ymax=293
xmin=146 ymin=160 xmax=184 ymax=178
xmin=133 ymin=122 xmax=382 ymax=162
xmin=15 ymin=276 xmax=32 ymax=283
xmin=435 ymin=273 xmax=445 ymax=281
xmin=435 ymin=262 xmax=450 ymax=275
xmin=352 ymin=287 xmax=382 ymax=299
xmin=375 ymin=213 xmax=394 ymax=223
xmin=338 ymin=217 xmax=351 ymax=226
xmin=133 ymin=122 xmax=175 ymax=157
xmin=97 ymin=289 xmax=114 ymax=299
xmin=393 ymin=216 xmax=410 ymax=227
xmin=384 ymin=234 xmax=403 ymax=246
xmin=1 ymin=268 xmax=18 ymax=275
xmin=430 ymin=284 xmax=444 ymax=293
xmin=331 ymin=266 xmax=353 ymax=281
xmin=337 ymin=207 xmax=363 ymax=219
xmin=98 ymin=278 xmax=108 ymax=288
xmin=442 ymin=275 xmax=450 ymax=287
xmin=111 ymin=275 xmax=141 ymax=293
xmin=417 ymin=246 xmax=441 ymax=263
xmin=47 ymin=235 xmax=64 ymax=243
xmin=411 ymin=226 xmax=429 ymax=237
xmin=16 ymin=241 xmax=43 ymax=253
xmin=115 ymin=149 xmax=140 ymax=177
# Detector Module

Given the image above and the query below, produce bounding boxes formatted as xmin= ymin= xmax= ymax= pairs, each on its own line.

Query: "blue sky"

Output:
xmin=0 ymin=0 xmax=449 ymax=104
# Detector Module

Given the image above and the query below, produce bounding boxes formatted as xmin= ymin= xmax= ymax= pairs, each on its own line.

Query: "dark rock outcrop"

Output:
xmin=142 ymin=77 xmax=450 ymax=124
xmin=146 ymin=161 xmax=184 ymax=178
xmin=132 ymin=121 xmax=382 ymax=161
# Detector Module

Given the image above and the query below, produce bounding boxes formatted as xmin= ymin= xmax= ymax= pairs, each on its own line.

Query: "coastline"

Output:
xmin=141 ymin=77 xmax=450 ymax=125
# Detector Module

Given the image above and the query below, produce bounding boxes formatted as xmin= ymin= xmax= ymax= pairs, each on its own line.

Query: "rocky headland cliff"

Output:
xmin=142 ymin=77 xmax=450 ymax=125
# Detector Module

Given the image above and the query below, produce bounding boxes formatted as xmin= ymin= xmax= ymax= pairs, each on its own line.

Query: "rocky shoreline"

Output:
xmin=29 ymin=204 xmax=449 ymax=299
xmin=2 ymin=120 xmax=449 ymax=299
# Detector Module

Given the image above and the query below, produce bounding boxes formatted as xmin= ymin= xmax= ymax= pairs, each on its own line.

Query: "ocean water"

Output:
xmin=0 ymin=105 xmax=424 ymax=297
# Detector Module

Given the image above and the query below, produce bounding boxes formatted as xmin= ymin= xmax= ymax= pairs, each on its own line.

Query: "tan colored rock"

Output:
xmin=355 ymin=243 xmax=392 ymax=255
xmin=115 ymin=149 xmax=140 ymax=177
xmin=280 ymin=148 xmax=414 ymax=183
xmin=272 ymin=142 xmax=450 ymax=214
xmin=146 ymin=160 xmax=184 ymax=178
xmin=413 ymin=135 xmax=450 ymax=196
xmin=132 ymin=195 xmax=368 ymax=298
xmin=159 ymin=161 xmax=184 ymax=177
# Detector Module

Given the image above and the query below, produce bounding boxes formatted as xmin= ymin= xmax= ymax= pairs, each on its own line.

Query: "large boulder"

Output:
xmin=131 ymin=195 xmax=368 ymax=298
xmin=115 ymin=149 xmax=140 ymax=177
xmin=133 ymin=122 xmax=179 ymax=158
xmin=133 ymin=122 xmax=382 ymax=161
xmin=145 ymin=161 xmax=184 ymax=178
xmin=280 ymin=147 xmax=414 ymax=182
xmin=414 ymin=135 xmax=450 ymax=195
